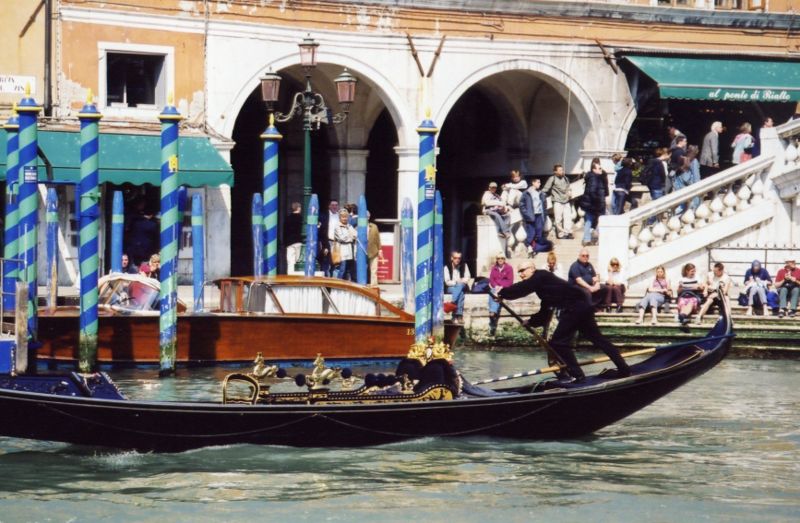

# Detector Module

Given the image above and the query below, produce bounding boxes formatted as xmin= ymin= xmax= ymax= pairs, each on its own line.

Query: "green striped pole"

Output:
xmin=16 ymin=86 xmax=42 ymax=340
xmin=3 ymin=108 xmax=20 ymax=311
xmin=414 ymin=111 xmax=438 ymax=341
xmin=158 ymin=98 xmax=182 ymax=377
xmin=261 ymin=114 xmax=282 ymax=276
xmin=77 ymin=95 xmax=102 ymax=372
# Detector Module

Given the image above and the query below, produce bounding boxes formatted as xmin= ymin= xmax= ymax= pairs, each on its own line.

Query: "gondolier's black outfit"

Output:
xmin=499 ymin=270 xmax=631 ymax=380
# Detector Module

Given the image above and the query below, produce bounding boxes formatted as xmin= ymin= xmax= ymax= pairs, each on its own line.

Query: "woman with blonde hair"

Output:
xmin=601 ymin=257 xmax=627 ymax=313
xmin=544 ymin=251 xmax=564 ymax=280
xmin=677 ymin=263 xmax=706 ymax=326
xmin=635 ymin=266 xmax=672 ymax=325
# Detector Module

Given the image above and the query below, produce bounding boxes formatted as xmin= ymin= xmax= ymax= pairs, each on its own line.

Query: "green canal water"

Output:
xmin=0 ymin=353 xmax=797 ymax=522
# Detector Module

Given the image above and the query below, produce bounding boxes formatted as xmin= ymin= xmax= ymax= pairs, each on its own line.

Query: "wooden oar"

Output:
xmin=488 ymin=290 xmax=566 ymax=367
xmin=471 ymin=332 xmax=733 ymax=386
xmin=472 ymin=347 xmax=656 ymax=385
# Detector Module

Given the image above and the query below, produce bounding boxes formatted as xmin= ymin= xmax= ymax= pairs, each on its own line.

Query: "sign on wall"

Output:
xmin=0 ymin=75 xmax=36 ymax=95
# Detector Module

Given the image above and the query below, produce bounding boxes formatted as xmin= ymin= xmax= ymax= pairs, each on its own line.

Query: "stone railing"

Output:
xmin=599 ymin=119 xmax=800 ymax=281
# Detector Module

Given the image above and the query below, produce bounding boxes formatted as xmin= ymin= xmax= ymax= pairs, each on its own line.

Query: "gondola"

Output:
xmin=0 ymin=293 xmax=733 ymax=452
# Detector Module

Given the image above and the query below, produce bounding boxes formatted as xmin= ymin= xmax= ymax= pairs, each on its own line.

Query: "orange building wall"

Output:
xmin=59 ymin=22 xmax=206 ymax=113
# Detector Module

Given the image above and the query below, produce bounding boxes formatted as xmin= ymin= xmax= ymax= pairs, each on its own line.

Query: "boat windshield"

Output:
xmin=99 ymin=279 xmax=159 ymax=312
xmin=244 ymin=283 xmax=391 ymax=317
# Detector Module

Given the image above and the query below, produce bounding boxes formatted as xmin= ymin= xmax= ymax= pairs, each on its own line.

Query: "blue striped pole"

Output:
xmin=16 ymin=86 xmax=42 ymax=340
xmin=304 ymin=194 xmax=319 ymax=276
xmin=401 ymin=198 xmax=415 ymax=313
xmin=432 ymin=189 xmax=444 ymax=337
xmin=158 ymin=98 xmax=182 ymax=377
xmin=110 ymin=191 xmax=124 ymax=273
xmin=77 ymin=94 xmax=102 ymax=372
xmin=3 ymin=109 xmax=20 ymax=311
xmin=261 ymin=114 xmax=282 ymax=277
xmin=191 ymin=193 xmax=204 ymax=312
xmin=414 ymin=112 xmax=438 ymax=341
xmin=356 ymin=194 xmax=368 ymax=285
xmin=252 ymin=193 xmax=264 ymax=278
xmin=45 ymin=187 xmax=58 ymax=315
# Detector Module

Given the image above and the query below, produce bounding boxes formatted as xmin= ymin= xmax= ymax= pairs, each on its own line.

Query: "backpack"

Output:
xmin=639 ymin=164 xmax=653 ymax=187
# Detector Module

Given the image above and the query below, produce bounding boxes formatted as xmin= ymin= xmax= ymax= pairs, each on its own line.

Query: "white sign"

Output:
xmin=23 ymin=166 xmax=37 ymax=183
xmin=0 ymin=75 xmax=36 ymax=95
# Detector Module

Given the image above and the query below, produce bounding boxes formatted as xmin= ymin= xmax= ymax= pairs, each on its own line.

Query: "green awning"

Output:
xmin=0 ymin=130 xmax=233 ymax=187
xmin=624 ymin=55 xmax=800 ymax=102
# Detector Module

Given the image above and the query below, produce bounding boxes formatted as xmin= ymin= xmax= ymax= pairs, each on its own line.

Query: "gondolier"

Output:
xmin=497 ymin=261 xmax=631 ymax=381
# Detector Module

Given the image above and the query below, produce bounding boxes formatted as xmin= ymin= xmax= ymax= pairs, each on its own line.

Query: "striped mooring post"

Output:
xmin=251 ymin=193 xmax=264 ymax=278
xmin=401 ymin=198 xmax=415 ymax=313
xmin=16 ymin=86 xmax=42 ymax=340
xmin=304 ymin=194 xmax=319 ymax=276
xmin=77 ymin=95 xmax=102 ymax=372
xmin=3 ymin=108 xmax=20 ymax=311
xmin=191 ymin=193 xmax=204 ymax=312
xmin=414 ymin=112 xmax=438 ymax=342
xmin=432 ymin=189 xmax=444 ymax=338
xmin=261 ymin=114 xmax=282 ymax=277
xmin=356 ymin=194 xmax=368 ymax=285
xmin=158 ymin=99 xmax=182 ymax=377
xmin=110 ymin=191 xmax=124 ymax=273
xmin=45 ymin=188 xmax=58 ymax=315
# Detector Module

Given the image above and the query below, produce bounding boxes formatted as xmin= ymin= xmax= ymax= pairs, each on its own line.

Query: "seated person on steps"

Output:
xmin=775 ymin=257 xmax=800 ymax=318
xmin=444 ymin=251 xmax=472 ymax=324
xmin=696 ymin=262 xmax=732 ymax=324
xmin=635 ymin=266 xmax=672 ymax=325
xmin=481 ymin=181 xmax=511 ymax=239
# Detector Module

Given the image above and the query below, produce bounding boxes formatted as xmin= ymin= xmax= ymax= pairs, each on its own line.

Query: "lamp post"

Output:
xmin=260 ymin=35 xmax=357 ymax=271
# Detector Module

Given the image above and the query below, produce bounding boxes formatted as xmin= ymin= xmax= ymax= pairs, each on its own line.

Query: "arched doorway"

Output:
xmin=229 ymin=63 xmax=403 ymax=276
xmin=437 ymin=69 xmax=588 ymax=264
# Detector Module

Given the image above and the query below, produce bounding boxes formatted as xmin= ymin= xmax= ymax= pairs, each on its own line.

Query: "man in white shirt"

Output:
xmin=696 ymin=262 xmax=732 ymax=323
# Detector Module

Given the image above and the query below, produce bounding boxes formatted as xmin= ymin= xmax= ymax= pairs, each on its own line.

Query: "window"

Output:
xmin=98 ymin=42 xmax=174 ymax=116
xmin=106 ymin=53 xmax=164 ymax=108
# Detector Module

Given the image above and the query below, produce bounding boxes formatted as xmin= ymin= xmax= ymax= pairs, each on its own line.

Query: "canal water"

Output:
xmin=0 ymin=353 xmax=797 ymax=522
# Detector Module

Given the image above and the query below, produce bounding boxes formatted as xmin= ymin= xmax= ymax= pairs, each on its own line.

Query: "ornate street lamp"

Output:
xmin=260 ymin=35 xmax=357 ymax=271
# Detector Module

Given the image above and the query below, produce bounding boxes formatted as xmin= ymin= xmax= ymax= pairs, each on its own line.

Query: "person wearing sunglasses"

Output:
xmin=497 ymin=261 xmax=631 ymax=382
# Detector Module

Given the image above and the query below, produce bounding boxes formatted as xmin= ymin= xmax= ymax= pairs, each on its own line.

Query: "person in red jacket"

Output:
xmin=487 ymin=252 xmax=514 ymax=336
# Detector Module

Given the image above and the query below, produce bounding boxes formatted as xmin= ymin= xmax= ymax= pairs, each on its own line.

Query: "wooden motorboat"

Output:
xmin=0 ymin=295 xmax=733 ymax=451
xmin=35 ymin=275 xmax=460 ymax=366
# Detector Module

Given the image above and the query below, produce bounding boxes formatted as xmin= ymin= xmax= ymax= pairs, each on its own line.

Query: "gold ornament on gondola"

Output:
xmin=406 ymin=338 xmax=453 ymax=364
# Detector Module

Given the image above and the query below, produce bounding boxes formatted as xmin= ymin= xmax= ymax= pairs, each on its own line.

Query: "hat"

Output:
xmin=489 ymin=182 xmax=498 ymax=188
xmin=496 ymin=251 xmax=506 ymax=259
xmin=787 ymin=256 xmax=796 ymax=262
xmin=139 ymin=262 xmax=151 ymax=273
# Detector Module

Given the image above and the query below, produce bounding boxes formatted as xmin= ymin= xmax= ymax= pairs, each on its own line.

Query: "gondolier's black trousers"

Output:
xmin=550 ymin=304 xmax=630 ymax=379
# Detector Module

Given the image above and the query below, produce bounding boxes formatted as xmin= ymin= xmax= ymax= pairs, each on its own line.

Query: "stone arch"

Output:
xmin=436 ymin=58 xmax=600 ymax=152
xmin=221 ymin=51 xmax=414 ymax=149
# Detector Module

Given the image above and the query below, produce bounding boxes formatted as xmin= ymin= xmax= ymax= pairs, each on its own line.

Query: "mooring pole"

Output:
xmin=401 ymin=198 xmax=415 ymax=314
xmin=110 ymin=191 xmax=124 ymax=273
xmin=414 ymin=111 xmax=438 ymax=341
xmin=16 ymin=85 xmax=42 ymax=341
xmin=191 ymin=193 xmax=204 ymax=312
xmin=432 ymin=189 xmax=444 ymax=338
xmin=261 ymin=114 xmax=282 ymax=277
xmin=45 ymin=187 xmax=58 ymax=315
xmin=252 ymin=193 xmax=264 ymax=278
xmin=356 ymin=194 xmax=368 ymax=285
xmin=304 ymin=194 xmax=319 ymax=276
xmin=3 ymin=108 xmax=20 ymax=311
xmin=158 ymin=97 xmax=182 ymax=377
xmin=77 ymin=93 xmax=102 ymax=372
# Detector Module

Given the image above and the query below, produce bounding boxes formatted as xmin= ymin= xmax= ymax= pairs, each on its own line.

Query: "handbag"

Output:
xmin=331 ymin=242 xmax=341 ymax=265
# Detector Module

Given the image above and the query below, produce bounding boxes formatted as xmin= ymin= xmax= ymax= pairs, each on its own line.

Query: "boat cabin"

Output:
xmin=214 ymin=276 xmax=411 ymax=319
